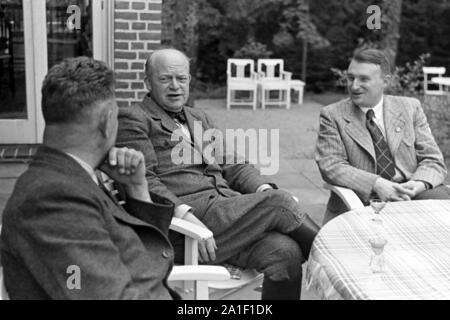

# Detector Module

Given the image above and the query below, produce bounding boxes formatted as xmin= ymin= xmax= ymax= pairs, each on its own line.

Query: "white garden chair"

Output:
xmin=226 ymin=59 xmax=259 ymax=110
xmin=257 ymin=59 xmax=292 ymax=109
xmin=423 ymin=66 xmax=446 ymax=95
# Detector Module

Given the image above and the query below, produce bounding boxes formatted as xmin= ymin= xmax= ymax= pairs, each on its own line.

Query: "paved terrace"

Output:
xmin=0 ymin=96 xmax=329 ymax=300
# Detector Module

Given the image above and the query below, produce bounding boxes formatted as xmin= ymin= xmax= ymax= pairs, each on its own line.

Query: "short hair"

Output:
xmin=352 ymin=49 xmax=391 ymax=75
xmin=41 ymin=57 xmax=115 ymax=125
xmin=144 ymin=48 xmax=190 ymax=78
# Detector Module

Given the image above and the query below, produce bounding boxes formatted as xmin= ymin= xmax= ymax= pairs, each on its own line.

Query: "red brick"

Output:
xmin=116 ymin=91 xmax=136 ymax=99
xmin=132 ymin=2 xmax=146 ymax=10
xmin=131 ymin=82 xmax=145 ymax=90
xmin=115 ymin=22 xmax=129 ymax=30
xmin=117 ymin=100 xmax=130 ymax=108
xmin=115 ymin=81 xmax=130 ymax=89
xmin=131 ymin=42 xmax=145 ymax=50
xmin=115 ymin=42 xmax=129 ymax=50
xmin=148 ymin=3 xmax=162 ymax=11
xmin=139 ymin=32 xmax=160 ymax=41
xmin=147 ymin=42 xmax=161 ymax=50
xmin=115 ymin=51 xmax=137 ymax=60
xmin=116 ymin=12 xmax=138 ymax=20
xmin=132 ymin=62 xmax=145 ymax=70
xmin=116 ymin=72 xmax=138 ymax=80
xmin=114 ymin=62 xmax=129 ymax=70
xmin=115 ymin=1 xmax=130 ymax=10
xmin=140 ymin=13 xmax=161 ymax=21
xmin=115 ymin=32 xmax=137 ymax=41
xmin=132 ymin=22 xmax=146 ymax=30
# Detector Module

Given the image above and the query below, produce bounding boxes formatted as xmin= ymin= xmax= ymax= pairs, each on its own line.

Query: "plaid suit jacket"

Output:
xmin=315 ymin=95 xmax=447 ymax=216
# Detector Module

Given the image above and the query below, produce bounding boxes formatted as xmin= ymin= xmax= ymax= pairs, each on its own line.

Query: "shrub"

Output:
xmin=233 ymin=38 xmax=273 ymax=61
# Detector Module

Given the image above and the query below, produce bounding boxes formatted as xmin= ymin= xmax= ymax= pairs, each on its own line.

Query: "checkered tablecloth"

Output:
xmin=306 ymin=200 xmax=450 ymax=300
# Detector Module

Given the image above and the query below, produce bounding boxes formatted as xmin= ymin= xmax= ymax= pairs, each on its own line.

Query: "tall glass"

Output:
xmin=368 ymin=199 xmax=387 ymax=273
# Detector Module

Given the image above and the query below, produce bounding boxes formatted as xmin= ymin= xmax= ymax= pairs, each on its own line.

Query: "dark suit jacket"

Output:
xmin=315 ymin=95 xmax=447 ymax=216
xmin=116 ymin=95 xmax=270 ymax=221
xmin=0 ymin=146 xmax=178 ymax=300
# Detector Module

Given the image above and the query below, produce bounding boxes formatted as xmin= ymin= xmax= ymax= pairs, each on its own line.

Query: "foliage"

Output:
xmin=420 ymin=95 xmax=450 ymax=171
xmin=196 ymin=0 xmax=329 ymax=84
xmin=233 ymin=38 xmax=273 ymax=60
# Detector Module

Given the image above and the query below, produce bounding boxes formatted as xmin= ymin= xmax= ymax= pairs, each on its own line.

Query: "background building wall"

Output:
xmin=114 ymin=0 xmax=162 ymax=107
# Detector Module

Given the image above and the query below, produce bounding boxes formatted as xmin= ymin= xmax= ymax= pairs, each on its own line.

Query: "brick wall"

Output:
xmin=114 ymin=0 xmax=163 ymax=107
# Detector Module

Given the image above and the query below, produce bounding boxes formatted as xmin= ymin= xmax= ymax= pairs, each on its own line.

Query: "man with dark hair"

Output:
xmin=316 ymin=48 xmax=450 ymax=224
xmin=1 ymin=57 xmax=178 ymax=299
xmin=116 ymin=48 xmax=320 ymax=300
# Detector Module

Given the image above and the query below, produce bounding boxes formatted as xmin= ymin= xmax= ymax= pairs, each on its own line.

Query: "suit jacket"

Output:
xmin=0 ymin=146 xmax=178 ymax=300
xmin=116 ymin=95 xmax=270 ymax=222
xmin=315 ymin=95 xmax=447 ymax=215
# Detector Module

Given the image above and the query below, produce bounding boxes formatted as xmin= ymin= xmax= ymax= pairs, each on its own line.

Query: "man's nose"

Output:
xmin=350 ymin=79 xmax=360 ymax=90
xmin=169 ymin=77 xmax=180 ymax=89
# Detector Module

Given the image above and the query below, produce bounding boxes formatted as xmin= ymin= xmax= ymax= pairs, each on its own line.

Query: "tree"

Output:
xmin=380 ymin=0 xmax=403 ymax=68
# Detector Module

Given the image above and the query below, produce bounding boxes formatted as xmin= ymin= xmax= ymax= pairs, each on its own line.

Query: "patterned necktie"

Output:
xmin=166 ymin=110 xmax=187 ymax=124
xmin=366 ymin=109 xmax=396 ymax=180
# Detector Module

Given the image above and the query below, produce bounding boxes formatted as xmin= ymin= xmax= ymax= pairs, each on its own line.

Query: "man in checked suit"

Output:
xmin=117 ymin=48 xmax=320 ymax=300
xmin=316 ymin=48 xmax=450 ymax=224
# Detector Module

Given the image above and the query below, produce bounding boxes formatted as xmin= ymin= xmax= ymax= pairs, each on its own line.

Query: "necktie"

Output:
xmin=166 ymin=110 xmax=187 ymax=124
xmin=366 ymin=109 xmax=396 ymax=180
xmin=96 ymin=171 xmax=124 ymax=206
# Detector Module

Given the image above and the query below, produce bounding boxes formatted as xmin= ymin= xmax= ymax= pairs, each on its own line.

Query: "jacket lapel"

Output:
xmin=343 ymin=102 xmax=376 ymax=161
xmin=383 ymin=96 xmax=406 ymax=156
xmin=141 ymin=95 xmax=179 ymax=134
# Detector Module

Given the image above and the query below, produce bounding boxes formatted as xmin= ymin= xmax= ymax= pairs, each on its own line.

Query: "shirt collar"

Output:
xmin=359 ymin=95 xmax=384 ymax=120
xmin=66 ymin=152 xmax=99 ymax=184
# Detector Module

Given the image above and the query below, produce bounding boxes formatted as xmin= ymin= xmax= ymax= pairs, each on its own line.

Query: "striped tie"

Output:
xmin=366 ymin=109 xmax=396 ymax=180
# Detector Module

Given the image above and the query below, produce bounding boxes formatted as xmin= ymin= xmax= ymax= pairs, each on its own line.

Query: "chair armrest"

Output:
xmin=170 ymin=217 xmax=213 ymax=241
xmin=323 ymin=183 xmax=365 ymax=210
xmin=169 ymin=265 xmax=230 ymax=282
xmin=282 ymin=71 xmax=292 ymax=80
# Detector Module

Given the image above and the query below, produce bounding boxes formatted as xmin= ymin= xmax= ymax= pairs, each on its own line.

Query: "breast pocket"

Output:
xmin=151 ymin=137 xmax=182 ymax=172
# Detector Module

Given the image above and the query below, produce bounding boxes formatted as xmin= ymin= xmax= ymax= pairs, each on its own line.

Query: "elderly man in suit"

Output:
xmin=116 ymin=48 xmax=320 ymax=300
xmin=316 ymin=48 xmax=450 ymax=224
xmin=1 ymin=57 xmax=178 ymax=299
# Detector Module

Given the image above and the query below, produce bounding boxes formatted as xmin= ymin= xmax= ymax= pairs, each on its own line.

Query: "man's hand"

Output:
xmin=395 ymin=180 xmax=427 ymax=199
xmin=99 ymin=147 xmax=151 ymax=202
xmin=373 ymin=177 xmax=411 ymax=201
xmin=181 ymin=209 xmax=217 ymax=263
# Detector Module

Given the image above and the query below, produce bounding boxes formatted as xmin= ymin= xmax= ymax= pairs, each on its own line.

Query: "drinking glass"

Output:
xmin=369 ymin=198 xmax=386 ymax=222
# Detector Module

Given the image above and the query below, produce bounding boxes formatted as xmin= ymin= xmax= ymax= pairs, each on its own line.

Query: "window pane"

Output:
xmin=0 ymin=0 xmax=26 ymax=119
xmin=46 ymin=0 xmax=92 ymax=69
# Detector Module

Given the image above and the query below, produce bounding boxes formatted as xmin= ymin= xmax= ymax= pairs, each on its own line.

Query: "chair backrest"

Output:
xmin=423 ymin=66 xmax=446 ymax=95
xmin=227 ymin=59 xmax=255 ymax=80
xmin=257 ymin=59 xmax=285 ymax=80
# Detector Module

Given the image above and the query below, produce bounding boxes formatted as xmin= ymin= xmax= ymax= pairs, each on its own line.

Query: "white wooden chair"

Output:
xmin=226 ymin=59 xmax=259 ymax=110
xmin=323 ymin=183 xmax=365 ymax=210
xmin=257 ymin=59 xmax=292 ymax=109
xmin=423 ymin=66 xmax=446 ymax=95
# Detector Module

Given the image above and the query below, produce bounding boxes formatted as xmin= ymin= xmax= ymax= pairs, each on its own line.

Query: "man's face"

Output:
xmin=346 ymin=60 xmax=389 ymax=108
xmin=146 ymin=51 xmax=191 ymax=112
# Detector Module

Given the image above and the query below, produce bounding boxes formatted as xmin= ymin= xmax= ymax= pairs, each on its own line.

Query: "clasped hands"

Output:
xmin=373 ymin=177 xmax=427 ymax=201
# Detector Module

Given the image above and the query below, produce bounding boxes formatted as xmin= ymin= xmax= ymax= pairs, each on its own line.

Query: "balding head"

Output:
xmin=144 ymin=48 xmax=191 ymax=112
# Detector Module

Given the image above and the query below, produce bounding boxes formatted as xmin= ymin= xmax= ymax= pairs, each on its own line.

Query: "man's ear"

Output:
xmin=144 ymin=76 xmax=152 ymax=92
xmin=382 ymin=74 xmax=391 ymax=89
xmin=98 ymin=108 xmax=112 ymax=139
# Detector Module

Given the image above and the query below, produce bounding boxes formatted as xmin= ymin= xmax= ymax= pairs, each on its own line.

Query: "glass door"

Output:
xmin=0 ymin=0 xmax=38 ymax=143
xmin=0 ymin=0 xmax=110 ymax=144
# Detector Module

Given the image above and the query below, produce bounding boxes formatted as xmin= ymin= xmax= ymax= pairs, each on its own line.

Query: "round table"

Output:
xmin=306 ymin=200 xmax=450 ymax=300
